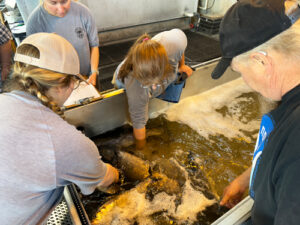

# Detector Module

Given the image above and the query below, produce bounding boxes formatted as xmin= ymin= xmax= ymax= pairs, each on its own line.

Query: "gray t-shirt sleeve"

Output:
xmin=26 ymin=19 xmax=35 ymax=36
xmin=25 ymin=2 xmax=98 ymax=75
xmin=125 ymin=77 xmax=150 ymax=129
xmin=115 ymin=29 xmax=187 ymax=129
xmin=114 ymin=61 xmax=149 ymax=129
xmin=79 ymin=3 xmax=99 ymax=47
xmin=50 ymin=119 xmax=107 ymax=195
xmin=26 ymin=6 xmax=42 ymax=36
xmin=152 ymin=28 xmax=187 ymax=70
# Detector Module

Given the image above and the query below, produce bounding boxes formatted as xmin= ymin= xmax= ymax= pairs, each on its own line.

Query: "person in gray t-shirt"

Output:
xmin=26 ymin=0 xmax=100 ymax=86
xmin=113 ymin=29 xmax=193 ymax=149
xmin=0 ymin=33 xmax=118 ymax=225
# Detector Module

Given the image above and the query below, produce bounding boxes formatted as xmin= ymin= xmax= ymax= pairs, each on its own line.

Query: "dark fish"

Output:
xmin=99 ymin=146 xmax=150 ymax=182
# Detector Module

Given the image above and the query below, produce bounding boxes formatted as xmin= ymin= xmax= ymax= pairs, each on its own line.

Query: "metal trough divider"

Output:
xmin=211 ymin=196 xmax=253 ymax=225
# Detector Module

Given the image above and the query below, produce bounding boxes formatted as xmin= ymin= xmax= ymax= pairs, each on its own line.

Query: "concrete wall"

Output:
xmin=16 ymin=0 xmax=198 ymax=30
xmin=79 ymin=0 xmax=198 ymax=31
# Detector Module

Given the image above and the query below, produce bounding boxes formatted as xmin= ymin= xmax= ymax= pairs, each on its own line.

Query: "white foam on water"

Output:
xmin=166 ymin=78 xmax=274 ymax=141
xmin=174 ymin=180 xmax=216 ymax=221
xmin=93 ymin=159 xmax=216 ymax=225
xmin=93 ymin=183 xmax=215 ymax=225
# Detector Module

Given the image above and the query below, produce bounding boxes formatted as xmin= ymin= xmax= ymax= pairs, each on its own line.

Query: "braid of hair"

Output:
xmin=9 ymin=64 xmax=66 ymax=116
xmin=20 ymin=75 xmax=64 ymax=116
xmin=6 ymin=44 xmax=72 ymax=118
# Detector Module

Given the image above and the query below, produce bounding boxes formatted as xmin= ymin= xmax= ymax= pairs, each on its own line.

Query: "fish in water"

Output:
xmin=100 ymin=146 xmax=151 ymax=182
xmin=91 ymin=149 xmax=219 ymax=225
xmin=91 ymin=131 xmax=225 ymax=224
xmin=95 ymin=144 xmax=151 ymax=194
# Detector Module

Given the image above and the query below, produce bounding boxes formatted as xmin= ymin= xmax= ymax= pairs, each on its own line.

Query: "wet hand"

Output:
xmin=179 ymin=65 xmax=193 ymax=77
xmin=220 ymin=167 xmax=251 ymax=208
xmin=98 ymin=164 xmax=119 ymax=189
xmin=112 ymin=166 xmax=119 ymax=183
xmin=220 ymin=182 xmax=245 ymax=208
xmin=220 ymin=173 xmax=250 ymax=208
xmin=87 ymin=73 xmax=97 ymax=86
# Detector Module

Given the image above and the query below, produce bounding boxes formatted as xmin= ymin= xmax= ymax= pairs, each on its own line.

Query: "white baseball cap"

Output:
xmin=14 ymin=32 xmax=87 ymax=82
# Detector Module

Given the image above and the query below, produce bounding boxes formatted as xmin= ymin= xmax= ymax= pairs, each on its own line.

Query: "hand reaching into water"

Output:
xmin=220 ymin=167 xmax=251 ymax=208
xmin=97 ymin=163 xmax=119 ymax=189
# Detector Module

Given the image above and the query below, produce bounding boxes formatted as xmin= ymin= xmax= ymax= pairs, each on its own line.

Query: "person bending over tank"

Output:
xmin=112 ymin=29 xmax=193 ymax=149
xmin=26 ymin=0 xmax=100 ymax=87
xmin=211 ymin=1 xmax=300 ymax=224
xmin=0 ymin=33 xmax=118 ymax=225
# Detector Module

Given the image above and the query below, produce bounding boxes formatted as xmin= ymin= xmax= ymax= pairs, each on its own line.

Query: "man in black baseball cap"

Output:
xmin=214 ymin=1 xmax=300 ymax=225
xmin=211 ymin=0 xmax=291 ymax=79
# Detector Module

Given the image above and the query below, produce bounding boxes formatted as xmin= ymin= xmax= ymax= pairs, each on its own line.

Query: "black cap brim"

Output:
xmin=211 ymin=57 xmax=232 ymax=79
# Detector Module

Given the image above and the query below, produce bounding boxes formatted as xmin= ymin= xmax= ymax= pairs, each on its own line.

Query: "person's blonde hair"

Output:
xmin=4 ymin=44 xmax=76 ymax=115
xmin=234 ymin=23 xmax=300 ymax=64
xmin=118 ymin=34 xmax=173 ymax=86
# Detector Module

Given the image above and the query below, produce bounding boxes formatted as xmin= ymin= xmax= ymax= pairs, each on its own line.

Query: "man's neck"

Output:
xmin=274 ymin=53 xmax=300 ymax=98
xmin=280 ymin=63 xmax=300 ymax=98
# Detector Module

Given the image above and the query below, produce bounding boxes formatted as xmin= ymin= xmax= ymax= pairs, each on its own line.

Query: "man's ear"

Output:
xmin=250 ymin=52 xmax=267 ymax=65
xmin=250 ymin=51 xmax=273 ymax=76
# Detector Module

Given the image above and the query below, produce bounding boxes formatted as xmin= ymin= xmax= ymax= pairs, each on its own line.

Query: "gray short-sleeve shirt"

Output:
xmin=0 ymin=91 xmax=107 ymax=225
xmin=26 ymin=1 xmax=99 ymax=75
xmin=115 ymin=29 xmax=187 ymax=128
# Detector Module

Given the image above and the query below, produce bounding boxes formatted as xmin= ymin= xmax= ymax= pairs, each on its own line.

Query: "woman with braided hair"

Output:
xmin=0 ymin=33 xmax=119 ymax=225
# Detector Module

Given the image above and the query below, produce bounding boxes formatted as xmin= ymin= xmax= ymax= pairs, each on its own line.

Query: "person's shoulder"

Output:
xmin=27 ymin=4 xmax=44 ymax=21
xmin=277 ymin=104 xmax=300 ymax=152
xmin=153 ymin=29 xmax=187 ymax=55
xmin=72 ymin=1 xmax=92 ymax=14
xmin=156 ymin=28 xmax=185 ymax=37
xmin=167 ymin=29 xmax=187 ymax=42
xmin=168 ymin=28 xmax=185 ymax=35
xmin=27 ymin=4 xmax=45 ymax=32
xmin=48 ymin=116 xmax=100 ymax=165
xmin=290 ymin=104 xmax=300 ymax=127
xmin=154 ymin=28 xmax=187 ymax=43
xmin=282 ymin=96 xmax=300 ymax=125
xmin=45 ymin=110 xmax=95 ymax=149
xmin=70 ymin=1 xmax=94 ymax=23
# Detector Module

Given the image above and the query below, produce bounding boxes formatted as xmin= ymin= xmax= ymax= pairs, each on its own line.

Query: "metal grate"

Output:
xmin=67 ymin=184 xmax=91 ymax=225
xmin=46 ymin=198 xmax=73 ymax=225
